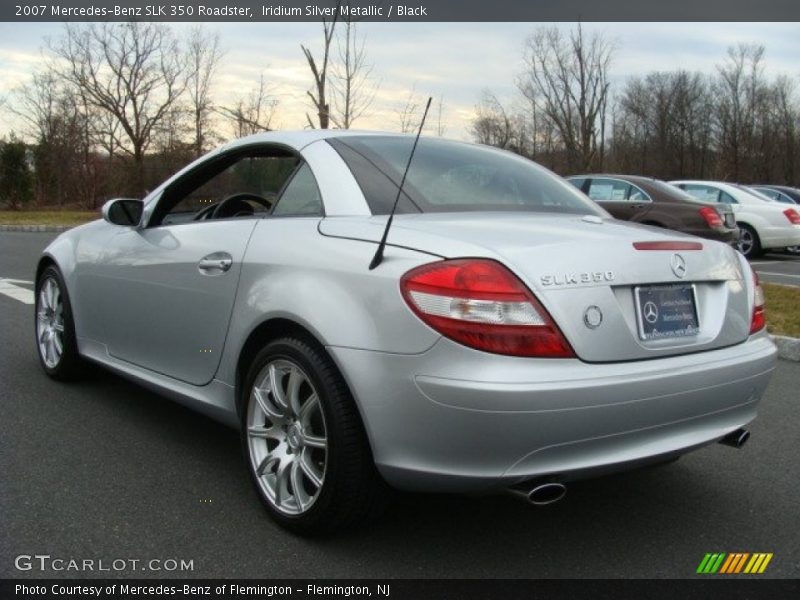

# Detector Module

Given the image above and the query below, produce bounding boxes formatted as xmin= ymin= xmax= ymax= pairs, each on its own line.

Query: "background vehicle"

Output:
xmin=749 ymin=184 xmax=800 ymax=206
xmin=566 ymin=174 xmax=737 ymax=244
xmin=35 ymin=132 xmax=776 ymax=534
xmin=670 ymin=180 xmax=800 ymax=258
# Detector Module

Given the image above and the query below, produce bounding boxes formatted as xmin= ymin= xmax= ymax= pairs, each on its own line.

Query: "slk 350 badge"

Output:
xmin=541 ymin=271 xmax=615 ymax=286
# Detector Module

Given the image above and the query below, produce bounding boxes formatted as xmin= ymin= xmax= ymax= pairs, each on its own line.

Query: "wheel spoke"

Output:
xmin=53 ymin=332 xmax=63 ymax=355
xmin=253 ymin=386 xmax=283 ymax=421
xmin=273 ymin=460 xmax=291 ymax=506
xmin=286 ymin=368 xmax=303 ymax=417
xmin=255 ymin=452 xmax=279 ymax=476
xmin=53 ymin=322 xmax=64 ymax=333
xmin=290 ymin=461 xmax=307 ymax=511
xmin=298 ymin=393 xmax=320 ymax=425
xmin=39 ymin=288 xmax=50 ymax=311
xmin=45 ymin=334 xmax=55 ymax=365
xmin=248 ymin=425 xmax=282 ymax=440
xmin=301 ymin=431 xmax=326 ymax=449
xmin=299 ymin=449 xmax=323 ymax=488
xmin=47 ymin=279 xmax=56 ymax=309
xmin=268 ymin=364 xmax=289 ymax=411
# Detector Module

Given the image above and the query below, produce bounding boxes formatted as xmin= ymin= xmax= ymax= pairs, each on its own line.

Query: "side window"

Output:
xmin=587 ymin=178 xmax=630 ymax=202
xmin=683 ymin=185 xmax=720 ymax=203
xmin=272 ymin=163 xmax=324 ymax=217
xmin=755 ymin=188 xmax=780 ymax=201
xmin=158 ymin=153 xmax=299 ymax=226
xmin=719 ymin=191 xmax=738 ymax=204
xmin=628 ymin=185 xmax=650 ymax=202
xmin=567 ymin=177 xmax=586 ymax=191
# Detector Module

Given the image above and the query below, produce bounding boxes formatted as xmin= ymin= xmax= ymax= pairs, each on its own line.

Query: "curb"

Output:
xmin=772 ymin=335 xmax=800 ymax=362
xmin=0 ymin=224 xmax=74 ymax=232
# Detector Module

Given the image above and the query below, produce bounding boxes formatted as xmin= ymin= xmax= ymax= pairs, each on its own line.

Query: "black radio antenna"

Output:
xmin=368 ymin=96 xmax=433 ymax=270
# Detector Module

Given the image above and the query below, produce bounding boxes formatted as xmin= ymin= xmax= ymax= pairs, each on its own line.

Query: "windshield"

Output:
xmin=647 ymin=179 xmax=711 ymax=203
xmin=734 ymin=184 xmax=775 ymax=202
xmin=328 ymin=136 xmax=606 ymax=217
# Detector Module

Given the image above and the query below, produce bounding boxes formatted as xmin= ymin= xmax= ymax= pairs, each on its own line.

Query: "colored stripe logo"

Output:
xmin=697 ymin=553 xmax=773 ymax=574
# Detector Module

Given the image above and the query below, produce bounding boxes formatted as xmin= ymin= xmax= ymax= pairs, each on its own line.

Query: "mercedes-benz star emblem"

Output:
xmin=671 ymin=253 xmax=687 ymax=278
xmin=643 ymin=301 xmax=659 ymax=324
xmin=583 ymin=305 xmax=603 ymax=329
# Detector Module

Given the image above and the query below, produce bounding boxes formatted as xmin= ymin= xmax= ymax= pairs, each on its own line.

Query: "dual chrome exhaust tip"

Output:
xmin=508 ymin=428 xmax=751 ymax=506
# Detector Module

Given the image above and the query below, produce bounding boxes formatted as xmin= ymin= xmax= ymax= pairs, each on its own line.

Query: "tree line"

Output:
xmin=2 ymin=22 xmax=798 ymax=210
xmin=0 ymin=14 xmax=379 ymax=209
xmin=472 ymin=25 xmax=800 ymax=185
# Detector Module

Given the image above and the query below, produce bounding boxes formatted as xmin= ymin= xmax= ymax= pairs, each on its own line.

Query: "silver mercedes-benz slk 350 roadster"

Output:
xmin=35 ymin=131 xmax=777 ymax=534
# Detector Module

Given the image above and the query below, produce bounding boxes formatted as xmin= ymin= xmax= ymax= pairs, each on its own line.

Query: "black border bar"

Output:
xmin=4 ymin=0 xmax=800 ymax=22
xmin=3 ymin=579 xmax=800 ymax=600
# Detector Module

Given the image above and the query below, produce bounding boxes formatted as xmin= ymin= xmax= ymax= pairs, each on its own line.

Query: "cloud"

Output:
xmin=1 ymin=22 xmax=799 ymax=141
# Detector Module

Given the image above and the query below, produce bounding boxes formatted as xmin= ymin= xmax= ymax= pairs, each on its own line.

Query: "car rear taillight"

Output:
xmin=699 ymin=206 xmax=723 ymax=228
xmin=749 ymin=266 xmax=766 ymax=334
xmin=784 ymin=208 xmax=800 ymax=225
xmin=400 ymin=259 xmax=575 ymax=358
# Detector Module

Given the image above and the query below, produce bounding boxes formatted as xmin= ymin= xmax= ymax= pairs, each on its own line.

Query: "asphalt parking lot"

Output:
xmin=752 ymin=252 xmax=800 ymax=287
xmin=1 ymin=231 xmax=799 ymax=579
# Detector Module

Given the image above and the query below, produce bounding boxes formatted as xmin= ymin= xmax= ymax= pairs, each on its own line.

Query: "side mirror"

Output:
xmin=102 ymin=198 xmax=144 ymax=227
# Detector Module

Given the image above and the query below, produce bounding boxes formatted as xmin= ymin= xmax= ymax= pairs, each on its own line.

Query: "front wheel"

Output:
xmin=241 ymin=336 xmax=387 ymax=535
xmin=736 ymin=224 xmax=761 ymax=259
xmin=35 ymin=265 xmax=83 ymax=380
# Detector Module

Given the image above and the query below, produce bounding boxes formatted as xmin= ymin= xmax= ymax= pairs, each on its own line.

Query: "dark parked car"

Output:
xmin=567 ymin=174 xmax=738 ymax=244
xmin=749 ymin=184 xmax=800 ymax=205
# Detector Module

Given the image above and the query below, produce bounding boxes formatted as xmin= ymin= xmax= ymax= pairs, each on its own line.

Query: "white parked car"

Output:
xmin=670 ymin=180 xmax=800 ymax=258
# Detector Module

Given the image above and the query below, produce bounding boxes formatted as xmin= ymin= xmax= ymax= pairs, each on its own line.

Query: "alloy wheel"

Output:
xmin=36 ymin=277 xmax=64 ymax=368
xmin=737 ymin=227 xmax=754 ymax=256
xmin=246 ymin=359 xmax=328 ymax=515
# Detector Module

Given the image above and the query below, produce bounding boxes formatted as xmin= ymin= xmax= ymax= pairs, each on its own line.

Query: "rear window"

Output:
xmin=328 ymin=136 xmax=605 ymax=217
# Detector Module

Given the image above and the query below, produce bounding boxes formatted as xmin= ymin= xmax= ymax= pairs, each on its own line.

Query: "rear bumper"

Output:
xmin=329 ymin=332 xmax=777 ymax=493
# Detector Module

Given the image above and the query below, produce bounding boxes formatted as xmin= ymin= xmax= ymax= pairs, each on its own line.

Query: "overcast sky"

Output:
xmin=1 ymin=22 xmax=799 ymax=141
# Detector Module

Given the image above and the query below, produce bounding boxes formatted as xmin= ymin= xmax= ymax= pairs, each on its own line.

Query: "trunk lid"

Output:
xmin=320 ymin=212 xmax=751 ymax=362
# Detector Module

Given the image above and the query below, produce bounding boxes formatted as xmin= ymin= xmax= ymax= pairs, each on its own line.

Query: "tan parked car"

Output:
xmin=567 ymin=174 xmax=739 ymax=245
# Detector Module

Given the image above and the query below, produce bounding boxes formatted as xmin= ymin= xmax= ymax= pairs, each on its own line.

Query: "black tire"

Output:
xmin=241 ymin=335 xmax=388 ymax=535
xmin=737 ymin=224 xmax=762 ymax=259
xmin=34 ymin=264 xmax=84 ymax=380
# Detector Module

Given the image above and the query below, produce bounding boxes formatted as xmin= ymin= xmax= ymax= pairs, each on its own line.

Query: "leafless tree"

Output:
xmin=471 ymin=91 xmax=514 ymax=148
xmin=301 ymin=4 xmax=339 ymax=129
xmin=216 ymin=75 xmax=279 ymax=138
xmin=8 ymin=69 xmax=96 ymax=206
xmin=396 ymin=87 xmax=422 ymax=133
xmin=330 ymin=9 xmax=377 ymax=129
xmin=433 ymin=95 xmax=447 ymax=137
xmin=714 ymin=44 xmax=767 ymax=181
xmin=49 ymin=22 xmax=187 ymax=193
xmin=186 ymin=26 xmax=224 ymax=156
xmin=519 ymin=24 xmax=614 ymax=172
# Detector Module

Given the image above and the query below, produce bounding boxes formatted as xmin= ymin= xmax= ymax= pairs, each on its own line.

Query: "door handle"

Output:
xmin=198 ymin=252 xmax=233 ymax=274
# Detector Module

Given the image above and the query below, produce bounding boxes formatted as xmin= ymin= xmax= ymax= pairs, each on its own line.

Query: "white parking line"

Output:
xmin=0 ymin=278 xmax=34 ymax=305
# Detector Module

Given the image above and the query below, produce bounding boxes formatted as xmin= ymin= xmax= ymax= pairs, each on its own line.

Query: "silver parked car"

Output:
xmin=36 ymin=131 xmax=777 ymax=534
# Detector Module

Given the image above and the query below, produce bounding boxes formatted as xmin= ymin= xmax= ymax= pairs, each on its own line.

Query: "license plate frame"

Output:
xmin=634 ymin=284 xmax=700 ymax=341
